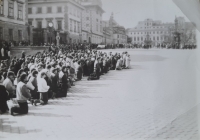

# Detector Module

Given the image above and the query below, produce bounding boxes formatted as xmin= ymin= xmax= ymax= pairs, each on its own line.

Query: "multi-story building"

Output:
xmin=0 ymin=0 xmax=32 ymax=44
xmin=28 ymin=0 xmax=84 ymax=45
xmin=102 ymin=13 xmax=127 ymax=45
xmin=81 ymin=0 xmax=104 ymax=44
xmin=127 ymin=17 xmax=196 ymax=46
xmin=113 ymin=26 xmax=127 ymax=44
xmin=127 ymin=19 xmax=172 ymax=45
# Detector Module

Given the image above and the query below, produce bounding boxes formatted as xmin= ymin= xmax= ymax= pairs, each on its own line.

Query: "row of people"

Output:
xmin=0 ymin=48 xmax=131 ymax=115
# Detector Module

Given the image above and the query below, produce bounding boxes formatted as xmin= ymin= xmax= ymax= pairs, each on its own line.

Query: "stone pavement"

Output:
xmin=0 ymin=49 xmax=199 ymax=140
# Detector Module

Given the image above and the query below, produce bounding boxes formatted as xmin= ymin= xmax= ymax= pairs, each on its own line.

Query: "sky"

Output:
xmin=101 ymin=0 xmax=190 ymax=29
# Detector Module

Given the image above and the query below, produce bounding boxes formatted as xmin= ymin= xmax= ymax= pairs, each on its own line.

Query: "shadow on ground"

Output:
xmin=0 ymin=118 xmax=42 ymax=134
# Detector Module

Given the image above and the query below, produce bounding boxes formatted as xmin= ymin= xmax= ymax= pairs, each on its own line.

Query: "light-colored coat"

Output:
xmin=37 ymin=78 xmax=49 ymax=92
xmin=125 ymin=56 xmax=131 ymax=68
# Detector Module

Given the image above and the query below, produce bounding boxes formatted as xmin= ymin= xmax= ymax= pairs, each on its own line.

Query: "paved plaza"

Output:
xmin=0 ymin=49 xmax=200 ymax=140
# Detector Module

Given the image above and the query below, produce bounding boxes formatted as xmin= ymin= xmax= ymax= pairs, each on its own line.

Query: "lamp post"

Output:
xmin=48 ymin=22 xmax=54 ymax=44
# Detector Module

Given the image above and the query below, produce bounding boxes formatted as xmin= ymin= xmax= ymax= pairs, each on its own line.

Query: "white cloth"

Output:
xmin=37 ymin=78 xmax=49 ymax=92
xmin=59 ymin=71 xmax=64 ymax=79
xmin=16 ymin=82 xmax=28 ymax=101
xmin=125 ymin=56 xmax=131 ymax=68
xmin=1 ymin=48 xmax=4 ymax=57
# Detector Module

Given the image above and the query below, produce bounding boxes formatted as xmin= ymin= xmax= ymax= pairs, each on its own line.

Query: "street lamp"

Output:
xmin=48 ymin=22 xmax=54 ymax=44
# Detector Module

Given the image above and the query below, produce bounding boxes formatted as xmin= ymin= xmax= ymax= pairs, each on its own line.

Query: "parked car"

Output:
xmin=97 ymin=45 xmax=106 ymax=49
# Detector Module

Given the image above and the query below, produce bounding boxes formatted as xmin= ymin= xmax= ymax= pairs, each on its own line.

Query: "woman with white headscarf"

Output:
xmin=0 ymin=75 xmax=9 ymax=114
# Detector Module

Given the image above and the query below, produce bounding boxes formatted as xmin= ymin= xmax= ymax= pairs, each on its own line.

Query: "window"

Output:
xmin=74 ymin=21 xmax=76 ymax=32
xmin=100 ymin=25 xmax=102 ymax=32
xmin=57 ymin=21 xmax=62 ymax=30
xmin=153 ymin=37 xmax=155 ymax=41
xmin=18 ymin=4 xmax=23 ymax=19
xmin=157 ymin=36 xmax=159 ymax=41
xmin=134 ymin=37 xmax=136 ymax=41
xmin=8 ymin=1 xmax=14 ymax=17
xmin=0 ymin=0 xmax=3 ymax=15
xmin=86 ymin=24 xmax=89 ymax=27
xmin=9 ymin=29 xmax=13 ymax=41
xmin=18 ymin=30 xmax=22 ymax=42
xmin=74 ymin=9 xmax=76 ymax=16
xmin=86 ymin=17 xmax=89 ymax=20
xmin=78 ymin=22 xmax=80 ymax=33
xmin=57 ymin=7 xmax=62 ymax=13
xmin=28 ymin=20 xmax=32 ymax=25
xmin=96 ymin=19 xmax=98 ymax=22
xmin=70 ymin=19 xmax=72 ymax=31
xmin=37 ymin=21 xmax=42 ymax=28
xmin=0 ymin=27 xmax=3 ymax=40
xmin=141 ymin=37 xmax=143 ymax=41
xmin=118 ymin=35 xmax=119 ymax=38
xmin=37 ymin=7 xmax=42 ymax=13
xmin=96 ymin=24 xmax=98 ymax=31
xmin=47 ymin=7 xmax=52 ymax=13
xmin=28 ymin=8 xmax=32 ymax=14
xmin=137 ymin=37 xmax=139 ymax=41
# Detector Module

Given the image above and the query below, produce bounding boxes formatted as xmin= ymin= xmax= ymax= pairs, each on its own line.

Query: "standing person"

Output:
xmin=21 ymin=51 xmax=26 ymax=59
xmin=3 ymin=71 xmax=16 ymax=99
xmin=125 ymin=54 xmax=131 ymax=69
xmin=122 ymin=52 xmax=127 ymax=68
xmin=35 ymin=72 xmax=49 ymax=105
xmin=50 ymin=68 xmax=59 ymax=98
xmin=10 ymin=73 xmax=31 ymax=116
xmin=59 ymin=66 xmax=68 ymax=97
xmin=0 ymin=75 xmax=9 ymax=114
xmin=76 ymin=61 xmax=83 ymax=80
xmin=94 ymin=57 xmax=101 ymax=79
xmin=28 ymin=70 xmax=38 ymax=101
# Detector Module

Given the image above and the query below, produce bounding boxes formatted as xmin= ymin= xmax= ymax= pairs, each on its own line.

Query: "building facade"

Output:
xmin=28 ymin=0 xmax=84 ymax=45
xmin=127 ymin=19 xmax=172 ymax=46
xmin=127 ymin=17 xmax=196 ymax=46
xmin=81 ymin=0 xmax=104 ymax=44
xmin=0 ymin=0 xmax=32 ymax=44
xmin=102 ymin=13 xmax=127 ymax=45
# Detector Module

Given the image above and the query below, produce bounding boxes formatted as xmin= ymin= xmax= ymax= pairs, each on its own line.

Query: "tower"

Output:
xmin=109 ymin=12 xmax=114 ymax=28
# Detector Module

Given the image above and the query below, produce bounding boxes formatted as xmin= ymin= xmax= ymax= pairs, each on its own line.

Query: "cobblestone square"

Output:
xmin=0 ymin=49 xmax=199 ymax=140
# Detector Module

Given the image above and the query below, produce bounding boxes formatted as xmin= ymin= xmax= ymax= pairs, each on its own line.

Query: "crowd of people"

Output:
xmin=0 ymin=46 xmax=131 ymax=116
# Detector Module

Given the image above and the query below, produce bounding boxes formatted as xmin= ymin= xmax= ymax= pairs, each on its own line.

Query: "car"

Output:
xmin=97 ymin=45 xmax=106 ymax=49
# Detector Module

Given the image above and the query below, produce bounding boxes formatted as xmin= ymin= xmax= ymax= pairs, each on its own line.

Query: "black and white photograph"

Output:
xmin=0 ymin=0 xmax=200 ymax=139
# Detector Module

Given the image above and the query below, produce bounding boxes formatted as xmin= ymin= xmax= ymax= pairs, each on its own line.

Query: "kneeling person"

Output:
xmin=11 ymin=74 xmax=31 ymax=116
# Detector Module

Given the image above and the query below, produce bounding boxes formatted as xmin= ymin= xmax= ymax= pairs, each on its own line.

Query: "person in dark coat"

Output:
xmin=50 ymin=68 xmax=58 ymax=98
xmin=82 ymin=59 xmax=88 ymax=76
xmin=77 ymin=61 xmax=83 ymax=80
xmin=94 ymin=58 xmax=101 ymax=79
xmin=59 ymin=66 xmax=68 ymax=97
xmin=0 ymin=75 xmax=9 ymax=114
xmin=110 ymin=56 xmax=116 ymax=70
